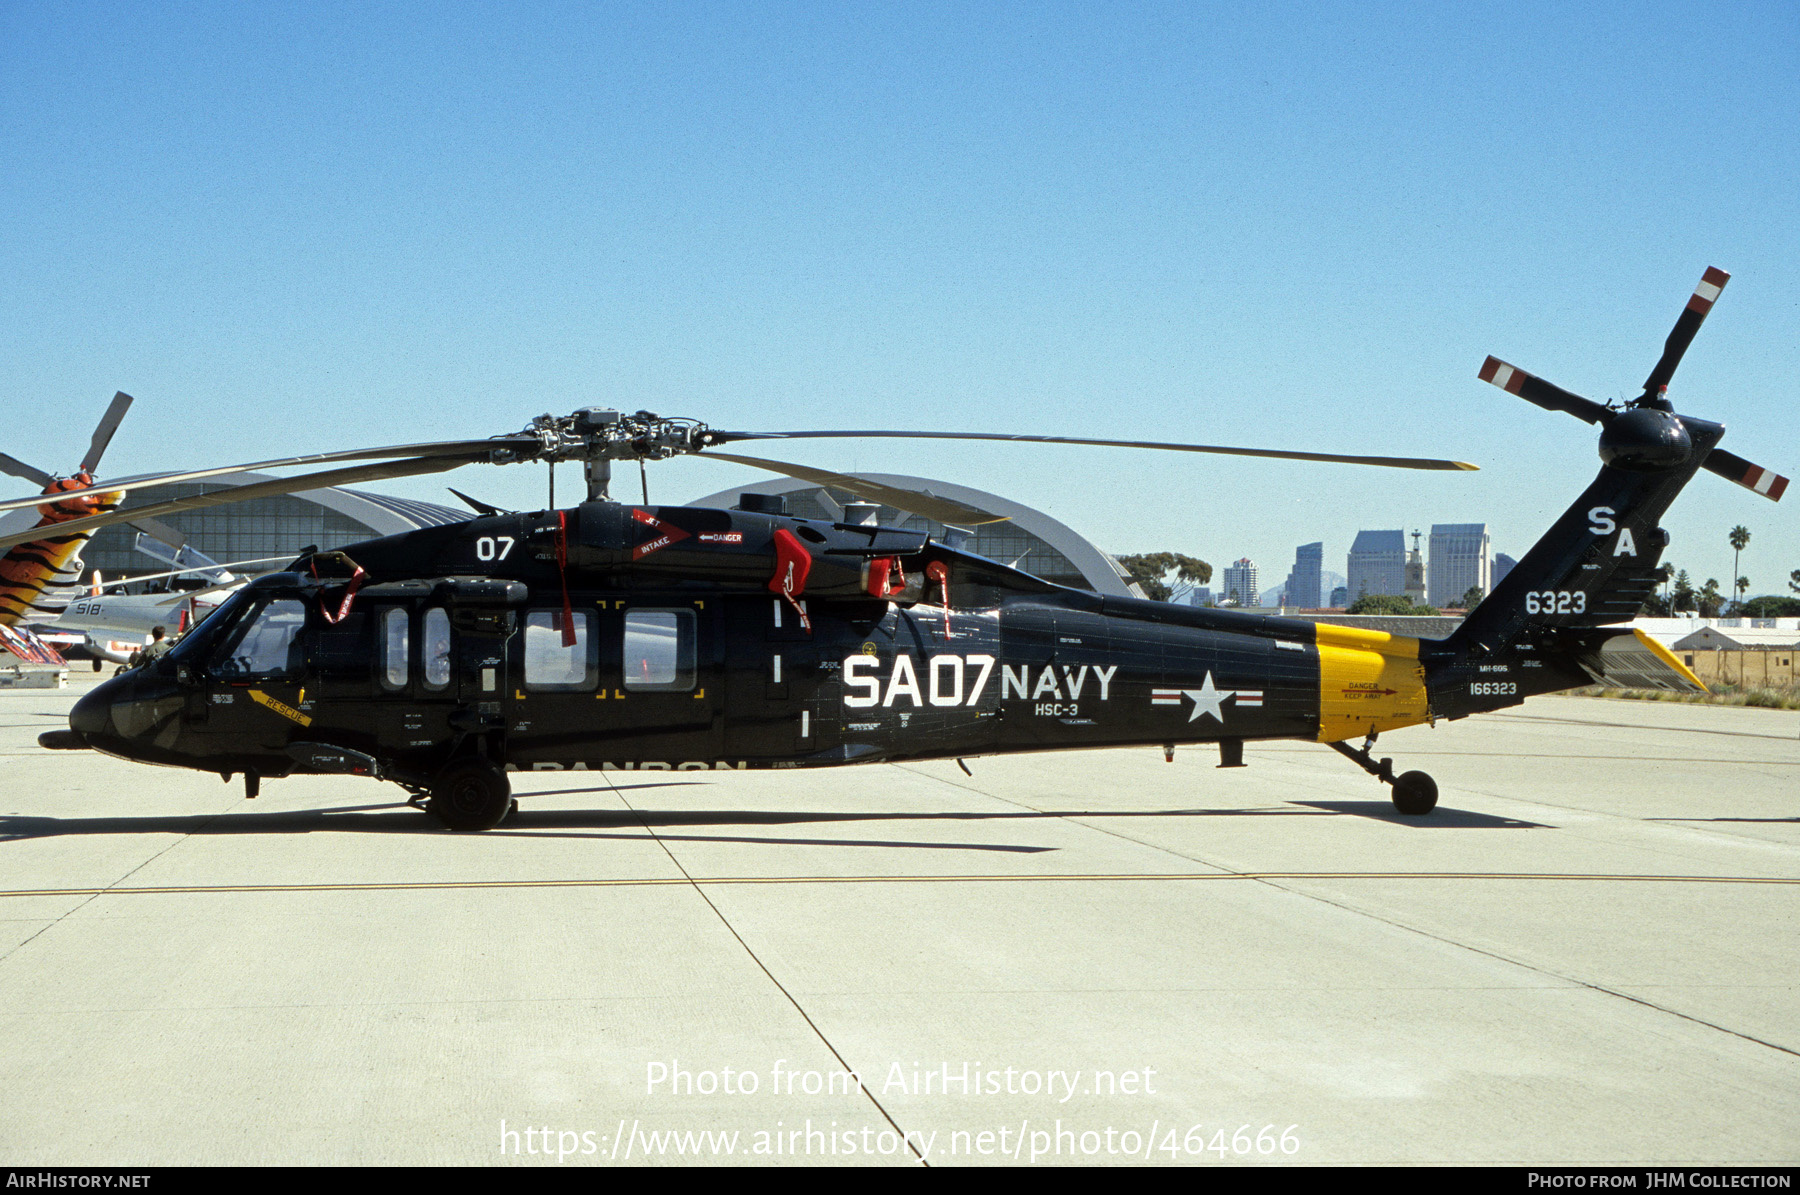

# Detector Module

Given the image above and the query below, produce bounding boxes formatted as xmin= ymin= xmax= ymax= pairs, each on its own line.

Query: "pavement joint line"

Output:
xmin=6 ymin=871 xmax=1796 ymax=900
xmin=606 ymin=775 xmax=929 ymax=1167
xmin=1485 ymin=712 xmax=1800 ymax=742
xmin=0 ymin=791 xmax=240 ymax=967
xmin=1263 ymin=877 xmax=1800 ymax=1062
xmin=893 ymin=765 xmax=1800 ymax=1063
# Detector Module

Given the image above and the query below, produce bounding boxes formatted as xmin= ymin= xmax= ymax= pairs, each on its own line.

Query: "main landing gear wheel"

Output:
xmin=427 ymin=759 xmax=513 ymax=831
xmin=1390 ymin=770 xmax=1438 ymax=816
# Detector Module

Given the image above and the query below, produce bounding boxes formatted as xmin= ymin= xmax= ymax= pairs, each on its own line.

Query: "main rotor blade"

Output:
xmin=447 ymin=487 xmax=507 ymax=516
xmin=0 ymin=453 xmax=55 ymax=488
xmin=708 ymin=430 xmax=1478 ymax=472
xmin=92 ymin=555 xmax=295 ymax=592
xmin=1478 ymin=357 xmax=1614 ymax=425
xmin=0 ymin=455 xmax=479 ymax=555
xmin=80 ymin=392 xmax=135 ymax=475
xmin=696 ymin=451 xmax=1012 ymax=526
xmin=126 ymin=515 xmax=187 ymax=550
xmin=1643 ymin=267 xmax=1729 ymax=400
xmin=1703 ymin=447 xmax=1788 ymax=503
xmin=0 ymin=435 xmax=538 ymax=516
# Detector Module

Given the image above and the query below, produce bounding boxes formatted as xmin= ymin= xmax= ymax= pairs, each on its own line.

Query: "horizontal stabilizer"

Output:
xmin=1574 ymin=628 xmax=1705 ymax=693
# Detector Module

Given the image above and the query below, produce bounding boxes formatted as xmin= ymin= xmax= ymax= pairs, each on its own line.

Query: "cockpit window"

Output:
xmin=211 ymin=599 xmax=307 ymax=680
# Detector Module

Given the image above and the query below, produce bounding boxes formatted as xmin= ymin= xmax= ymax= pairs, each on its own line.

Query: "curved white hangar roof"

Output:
xmin=692 ymin=473 xmax=1137 ymax=598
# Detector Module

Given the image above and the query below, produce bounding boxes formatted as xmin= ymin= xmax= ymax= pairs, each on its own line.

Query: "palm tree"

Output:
xmin=1728 ymin=526 xmax=1750 ymax=612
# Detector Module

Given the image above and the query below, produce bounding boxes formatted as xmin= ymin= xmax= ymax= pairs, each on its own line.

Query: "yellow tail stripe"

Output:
xmin=1313 ymin=624 xmax=1430 ymax=742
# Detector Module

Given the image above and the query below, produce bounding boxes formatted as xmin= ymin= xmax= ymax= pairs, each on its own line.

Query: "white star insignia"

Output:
xmin=1182 ymin=672 xmax=1235 ymax=723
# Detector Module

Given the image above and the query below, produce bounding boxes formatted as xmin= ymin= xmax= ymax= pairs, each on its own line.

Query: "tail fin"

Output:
xmin=0 ymin=477 xmax=123 ymax=628
xmin=1424 ymin=267 xmax=1784 ymax=717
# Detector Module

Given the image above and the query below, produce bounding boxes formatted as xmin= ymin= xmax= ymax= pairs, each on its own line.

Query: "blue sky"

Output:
xmin=4 ymin=2 xmax=1796 ymax=595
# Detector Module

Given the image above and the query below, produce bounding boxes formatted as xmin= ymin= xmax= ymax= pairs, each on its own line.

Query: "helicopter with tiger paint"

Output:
xmin=16 ymin=266 xmax=1786 ymax=830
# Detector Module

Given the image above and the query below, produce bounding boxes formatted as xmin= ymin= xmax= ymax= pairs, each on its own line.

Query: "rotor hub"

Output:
xmin=1598 ymin=407 xmax=1692 ymax=472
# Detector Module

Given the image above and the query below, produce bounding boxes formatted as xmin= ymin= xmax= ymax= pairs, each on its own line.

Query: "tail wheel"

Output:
xmin=428 ymin=758 xmax=512 ymax=831
xmin=1391 ymin=771 xmax=1438 ymax=816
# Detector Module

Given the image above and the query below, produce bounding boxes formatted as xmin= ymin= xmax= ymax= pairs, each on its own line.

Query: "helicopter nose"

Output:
xmin=69 ymin=684 xmax=116 ymax=740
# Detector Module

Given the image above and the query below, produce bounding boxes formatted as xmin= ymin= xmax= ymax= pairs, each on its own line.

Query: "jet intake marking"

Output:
xmin=631 ymin=509 xmax=691 ymax=560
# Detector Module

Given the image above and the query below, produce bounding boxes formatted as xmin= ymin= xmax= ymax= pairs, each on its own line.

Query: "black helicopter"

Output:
xmin=18 ymin=267 xmax=1786 ymax=830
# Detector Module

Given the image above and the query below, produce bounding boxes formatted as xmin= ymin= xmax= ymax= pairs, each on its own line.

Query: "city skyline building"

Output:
xmin=1284 ymin=542 xmax=1323 ymax=610
xmin=1493 ymin=552 xmax=1517 ymax=589
xmin=1404 ymin=530 xmax=1428 ymax=605
xmin=1221 ymin=558 xmax=1259 ymax=607
xmin=1347 ymin=530 xmax=1406 ymax=601
xmin=1429 ymin=523 xmax=1492 ymax=607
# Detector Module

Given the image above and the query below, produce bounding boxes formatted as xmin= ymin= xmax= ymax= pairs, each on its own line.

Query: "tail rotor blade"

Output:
xmin=1478 ymin=357 xmax=1613 ymax=425
xmin=1703 ymin=447 xmax=1788 ymax=502
xmin=0 ymin=453 xmax=55 ymax=489
xmin=1642 ymin=267 xmax=1729 ymax=400
xmin=80 ymin=392 xmax=135 ymax=475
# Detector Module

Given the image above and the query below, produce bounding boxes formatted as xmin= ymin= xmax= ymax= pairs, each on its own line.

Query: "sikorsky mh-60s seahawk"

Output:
xmin=18 ymin=267 xmax=1787 ymax=829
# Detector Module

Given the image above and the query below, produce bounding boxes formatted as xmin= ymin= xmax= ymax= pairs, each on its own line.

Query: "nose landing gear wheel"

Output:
xmin=1390 ymin=770 xmax=1438 ymax=816
xmin=428 ymin=759 xmax=513 ymax=831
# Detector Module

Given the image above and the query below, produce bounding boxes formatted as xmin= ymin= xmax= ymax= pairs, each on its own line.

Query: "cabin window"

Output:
xmin=212 ymin=599 xmax=307 ymax=680
xmin=623 ymin=609 xmax=695 ymax=691
xmin=422 ymin=607 xmax=452 ymax=690
xmin=380 ymin=608 xmax=410 ymax=690
xmin=523 ymin=610 xmax=596 ymax=691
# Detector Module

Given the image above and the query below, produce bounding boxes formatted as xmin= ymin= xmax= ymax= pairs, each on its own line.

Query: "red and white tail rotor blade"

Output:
xmin=1642 ymin=267 xmax=1729 ymax=400
xmin=1478 ymin=357 xmax=1613 ymax=425
xmin=1703 ymin=448 xmax=1788 ymax=503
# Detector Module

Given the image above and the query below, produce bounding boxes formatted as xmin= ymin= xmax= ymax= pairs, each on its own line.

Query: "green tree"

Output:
xmin=1458 ymin=585 xmax=1485 ymax=610
xmin=1698 ymin=578 xmax=1724 ymax=618
xmin=1728 ymin=526 xmax=1750 ymax=610
xmin=1346 ymin=594 xmax=1440 ymax=616
xmin=1671 ymin=569 xmax=1696 ymax=613
xmin=1789 ymin=568 xmax=1800 ymax=595
xmin=1736 ymin=576 xmax=1750 ymax=607
xmin=1740 ymin=595 xmax=1800 ymax=617
xmin=1640 ymin=563 xmax=1678 ymax=616
xmin=1115 ymin=552 xmax=1212 ymax=603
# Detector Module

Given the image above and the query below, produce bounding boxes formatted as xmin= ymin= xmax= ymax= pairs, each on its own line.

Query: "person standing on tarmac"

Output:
xmin=128 ymin=626 xmax=171 ymax=669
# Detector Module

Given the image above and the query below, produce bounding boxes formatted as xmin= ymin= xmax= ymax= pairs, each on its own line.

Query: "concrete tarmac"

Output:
xmin=2 ymin=671 xmax=1796 ymax=1166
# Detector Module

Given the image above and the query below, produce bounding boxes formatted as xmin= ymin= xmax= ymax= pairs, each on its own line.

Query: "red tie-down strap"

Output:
xmin=865 ymin=556 xmax=904 ymax=598
xmin=925 ymin=559 xmax=951 ymax=638
xmin=556 ymin=510 xmax=577 ymax=646
xmin=309 ymin=553 xmax=367 ymax=625
xmin=768 ymin=529 xmax=813 ymax=633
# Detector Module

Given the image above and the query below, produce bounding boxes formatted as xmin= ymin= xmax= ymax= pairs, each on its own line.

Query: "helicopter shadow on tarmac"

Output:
xmin=0 ymin=794 xmax=1543 ymax=843
xmin=1288 ymin=801 xmax=1549 ymax=829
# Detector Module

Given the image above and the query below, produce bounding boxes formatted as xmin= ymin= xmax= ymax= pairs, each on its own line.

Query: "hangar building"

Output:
xmin=692 ymin=474 xmax=1140 ymax=598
